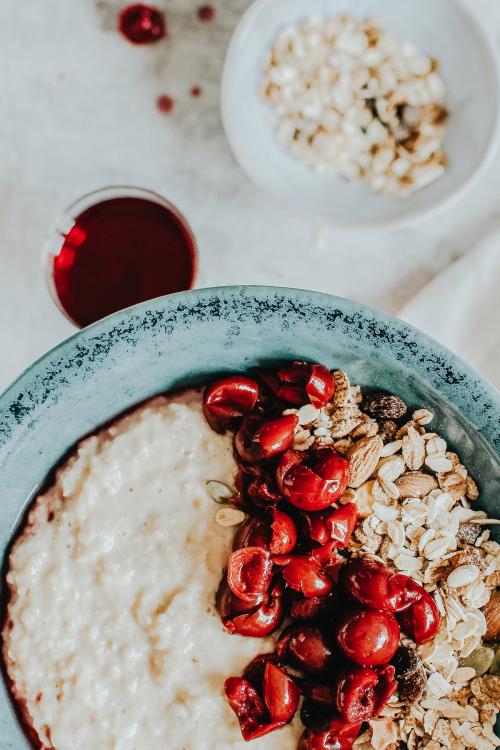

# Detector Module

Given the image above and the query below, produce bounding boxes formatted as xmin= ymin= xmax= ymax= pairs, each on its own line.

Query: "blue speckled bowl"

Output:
xmin=0 ymin=286 xmax=499 ymax=747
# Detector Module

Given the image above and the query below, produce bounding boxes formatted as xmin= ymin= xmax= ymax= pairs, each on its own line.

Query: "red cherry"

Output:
xmin=281 ymin=449 xmax=350 ymax=511
xmin=305 ymin=364 xmax=335 ymax=408
xmin=257 ymin=369 xmax=306 ymax=405
xmin=299 ymin=510 xmax=331 ymax=546
xmin=276 ymin=624 xmax=334 ymax=673
xmin=235 ymin=416 xmax=261 ymax=463
xmin=398 ymin=590 xmax=440 ymax=644
xmin=340 ymin=558 xmax=424 ymax=613
xmin=336 ymin=608 xmax=400 ymax=666
xmin=283 ymin=556 xmax=334 ymax=598
xmin=326 ymin=504 xmax=358 ymax=548
xmin=262 ymin=662 xmax=301 ymax=723
xmin=227 ymin=547 xmax=273 ymax=605
xmin=334 ymin=666 xmax=378 ymax=723
xmin=299 ymin=716 xmax=362 ymax=750
xmin=310 ymin=541 xmax=343 ymax=573
xmin=224 ymin=677 xmax=268 ymax=741
xmin=290 ymin=593 xmax=336 ymax=620
xmin=277 ymin=362 xmax=335 ymax=409
xmin=233 ymin=516 xmax=270 ymax=551
xmin=372 ymin=665 xmax=397 ymax=716
xmin=276 ymin=450 xmax=304 ymax=494
xmin=219 ymin=580 xmax=284 ymax=637
xmin=269 ymin=508 xmax=297 ymax=555
xmin=243 ymin=653 xmax=276 ymax=689
xmin=253 ymin=415 xmax=299 ymax=459
xmin=334 ymin=664 xmax=396 ymax=723
xmin=203 ymin=376 xmax=258 ymax=431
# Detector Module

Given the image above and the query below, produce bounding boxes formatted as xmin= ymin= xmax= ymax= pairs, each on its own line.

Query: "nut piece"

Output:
xmin=347 ymin=435 xmax=383 ymax=488
xmin=353 ymin=480 xmax=377 ymax=518
xmin=482 ymin=589 xmax=500 ymax=641
xmin=364 ymin=392 xmax=408 ymax=420
xmin=456 ymin=523 xmax=482 ymax=546
xmin=460 ymin=645 xmax=495 ymax=677
xmin=395 ymin=471 xmax=438 ymax=498
xmin=470 ymin=675 xmax=500 ymax=704
xmin=329 ymin=407 xmax=362 ymax=438
xmin=332 ymin=370 xmax=351 ymax=409
xmin=391 ymin=645 xmax=426 ymax=704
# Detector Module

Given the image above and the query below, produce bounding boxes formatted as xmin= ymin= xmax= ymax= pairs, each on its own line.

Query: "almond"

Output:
xmin=347 ymin=435 xmax=383 ymax=488
xmin=482 ymin=589 xmax=500 ymax=641
xmin=395 ymin=471 xmax=438 ymax=498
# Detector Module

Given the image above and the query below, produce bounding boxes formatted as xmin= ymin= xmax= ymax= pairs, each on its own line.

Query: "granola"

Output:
xmin=283 ymin=372 xmax=499 ymax=750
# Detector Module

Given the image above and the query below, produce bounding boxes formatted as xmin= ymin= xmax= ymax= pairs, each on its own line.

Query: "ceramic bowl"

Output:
xmin=221 ymin=0 xmax=500 ymax=228
xmin=0 ymin=287 xmax=499 ymax=746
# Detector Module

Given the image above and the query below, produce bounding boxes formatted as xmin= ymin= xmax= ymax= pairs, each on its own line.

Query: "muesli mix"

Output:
xmin=262 ymin=15 xmax=448 ymax=198
xmin=205 ymin=362 xmax=500 ymax=750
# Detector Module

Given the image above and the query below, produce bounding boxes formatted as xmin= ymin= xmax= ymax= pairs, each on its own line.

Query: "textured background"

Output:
xmin=1 ymin=0 xmax=500 ymax=392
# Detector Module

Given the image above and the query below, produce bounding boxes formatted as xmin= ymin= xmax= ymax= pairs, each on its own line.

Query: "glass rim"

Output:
xmin=44 ymin=185 xmax=198 ymax=328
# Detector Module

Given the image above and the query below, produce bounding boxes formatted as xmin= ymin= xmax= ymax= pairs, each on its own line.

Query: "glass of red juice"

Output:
xmin=46 ymin=186 xmax=197 ymax=328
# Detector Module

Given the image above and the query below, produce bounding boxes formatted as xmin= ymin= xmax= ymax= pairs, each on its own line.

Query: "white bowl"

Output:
xmin=221 ymin=0 xmax=500 ymax=229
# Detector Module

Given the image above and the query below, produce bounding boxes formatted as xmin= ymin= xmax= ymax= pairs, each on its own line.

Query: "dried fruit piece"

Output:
xmin=391 ymin=645 xmax=426 ymax=704
xmin=378 ymin=420 xmax=397 ymax=442
xmin=347 ymin=436 xmax=383 ymax=488
xmin=482 ymin=589 xmax=500 ymax=641
xmin=395 ymin=472 xmax=438 ymax=498
xmin=364 ymin=393 xmax=407 ymax=420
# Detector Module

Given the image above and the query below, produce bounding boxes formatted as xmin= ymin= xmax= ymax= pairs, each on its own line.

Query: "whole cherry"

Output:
xmin=335 ymin=607 xmax=400 ymax=666
xmin=276 ymin=624 xmax=334 ymax=673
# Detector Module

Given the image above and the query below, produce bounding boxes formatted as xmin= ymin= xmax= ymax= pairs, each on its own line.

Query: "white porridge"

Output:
xmin=2 ymin=390 xmax=301 ymax=750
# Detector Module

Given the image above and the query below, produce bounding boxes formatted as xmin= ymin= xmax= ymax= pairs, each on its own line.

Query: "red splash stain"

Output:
xmin=190 ymin=85 xmax=203 ymax=98
xmin=156 ymin=94 xmax=175 ymax=114
xmin=197 ymin=4 xmax=215 ymax=22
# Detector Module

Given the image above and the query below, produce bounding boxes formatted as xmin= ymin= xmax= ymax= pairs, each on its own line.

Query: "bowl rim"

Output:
xmin=220 ymin=0 xmax=500 ymax=230
xmin=1 ymin=286 xmax=498 ymax=449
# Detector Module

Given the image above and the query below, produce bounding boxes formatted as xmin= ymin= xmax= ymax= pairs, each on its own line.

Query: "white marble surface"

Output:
xmin=1 ymin=0 xmax=500 ymax=393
